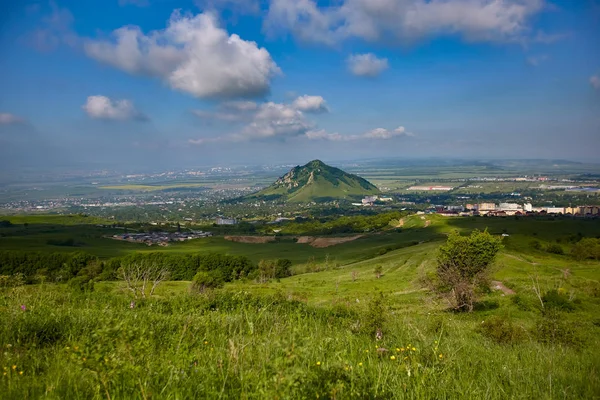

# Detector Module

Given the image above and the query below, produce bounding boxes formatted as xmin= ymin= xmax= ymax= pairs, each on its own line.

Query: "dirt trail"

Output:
xmin=224 ymin=236 xmax=275 ymax=244
xmin=491 ymin=281 xmax=516 ymax=295
xmin=298 ymin=235 xmax=363 ymax=248
xmin=504 ymin=253 xmax=539 ymax=265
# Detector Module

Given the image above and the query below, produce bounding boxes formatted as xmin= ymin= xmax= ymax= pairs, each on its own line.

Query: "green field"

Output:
xmin=1 ymin=213 xmax=600 ymax=398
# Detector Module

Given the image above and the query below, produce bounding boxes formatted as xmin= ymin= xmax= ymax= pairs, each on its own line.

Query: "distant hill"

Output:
xmin=245 ymin=160 xmax=380 ymax=203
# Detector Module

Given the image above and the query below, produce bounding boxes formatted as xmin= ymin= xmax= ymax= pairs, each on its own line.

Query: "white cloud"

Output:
xmin=82 ymin=95 xmax=146 ymax=121
xmin=0 ymin=113 xmax=25 ymax=125
xmin=591 ymin=75 xmax=600 ymax=90
xmin=292 ymin=95 xmax=329 ymax=113
xmin=526 ymin=54 xmax=549 ymax=66
xmin=84 ymin=11 xmax=280 ymax=99
xmin=241 ymin=102 xmax=313 ymax=139
xmin=265 ymin=0 xmax=545 ymax=45
xmin=307 ymin=126 xmax=414 ymax=141
xmin=221 ymin=101 xmax=258 ymax=112
xmin=347 ymin=53 xmax=389 ymax=77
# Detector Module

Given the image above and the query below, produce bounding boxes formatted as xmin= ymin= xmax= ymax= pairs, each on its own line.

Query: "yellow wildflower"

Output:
xmin=401 ymin=348 xmax=405 ymax=352
xmin=396 ymin=348 xmax=400 ymax=352
xmin=412 ymin=347 xmax=416 ymax=351
xmin=11 ymin=365 xmax=16 ymax=370
xmin=358 ymin=362 xmax=363 ymax=366
xmin=390 ymin=356 xmax=396 ymax=360
xmin=439 ymin=354 xmax=443 ymax=359
xmin=316 ymin=361 xmax=321 ymax=366
xmin=204 ymin=341 xmax=208 ymax=345
xmin=19 ymin=371 xmax=23 ymax=375
xmin=3 ymin=372 xmax=6 ymax=376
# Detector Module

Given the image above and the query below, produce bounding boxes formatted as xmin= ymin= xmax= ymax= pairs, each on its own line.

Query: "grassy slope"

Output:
xmin=1 ymin=215 xmax=600 ymax=398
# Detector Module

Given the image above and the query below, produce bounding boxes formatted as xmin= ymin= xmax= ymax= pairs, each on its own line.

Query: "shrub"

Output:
xmin=545 ymin=243 xmax=564 ymax=255
xmin=530 ymin=240 xmax=542 ymax=250
xmin=362 ymin=292 xmax=387 ymax=337
xmin=68 ymin=276 xmax=95 ymax=292
xmin=191 ymin=271 xmax=224 ymax=293
xmin=534 ymin=310 xmax=581 ymax=346
xmin=479 ymin=316 xmax=527 ymax=344
xmin=542 ymin=289 xmax=575 ymax=311
xmin=436 ymin=230 xmax=502 ymax=312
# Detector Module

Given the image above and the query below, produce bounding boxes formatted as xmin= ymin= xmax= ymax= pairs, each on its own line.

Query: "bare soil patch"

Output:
xmin=224 ymin=236 xmax=275 ymax=244
xmin=491 ymin=280 xmax=516 ymax=295
xmin=309 ymin=235 xmax=363 ymax=248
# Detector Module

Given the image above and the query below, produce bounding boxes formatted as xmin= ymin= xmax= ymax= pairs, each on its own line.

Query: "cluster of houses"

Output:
xmin=436 ymin=203 xmax=600 ymax=217
xmin=353 ymin=195 xmax=394 ymax=206
xmin=112 ymin=230 xmax=212 ymax=246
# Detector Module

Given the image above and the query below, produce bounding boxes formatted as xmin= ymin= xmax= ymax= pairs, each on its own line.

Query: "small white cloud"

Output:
xmin=305 ymin=129 xmax=343 ymax=141
xmin=347 ymin=53 xmax=389 ymax=77
xmin=591 ymin=75 xmax=600 ymax=90
xmin=0 ymin=113 xmax=25 ymax=125
xmin=292 ymin=95 xmax=329 ymax=113
xmin=527 ymin=54 xmax=549 ymax=66
xmin=82 ymin=95 xmax=146 ymax=121
xmin=84 ymin=11 xmax=280 ymax=99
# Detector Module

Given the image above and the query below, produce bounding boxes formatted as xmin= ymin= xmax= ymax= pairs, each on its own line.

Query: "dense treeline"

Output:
xmin=280 ymin=211 xmax=408 ymax=235
xmin=0 ymin=251 xmax=258 ymax=283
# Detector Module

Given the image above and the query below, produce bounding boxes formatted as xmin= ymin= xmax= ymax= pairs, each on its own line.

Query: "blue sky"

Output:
xmin=0 ymin=0 xmax=598 ymax=169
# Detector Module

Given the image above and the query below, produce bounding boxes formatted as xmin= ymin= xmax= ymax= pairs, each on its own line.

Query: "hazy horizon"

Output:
xmin=1 ymin=0 xmax=599 ymax=170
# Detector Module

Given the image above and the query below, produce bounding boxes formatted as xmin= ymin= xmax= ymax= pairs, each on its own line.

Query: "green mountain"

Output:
xmin=247 ymin=160 xmax=380 ymax=203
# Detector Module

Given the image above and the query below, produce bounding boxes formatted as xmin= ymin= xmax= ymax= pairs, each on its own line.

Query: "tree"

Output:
xmin=119 ymin=261 xmax=170 ymax=298
xmin=571 ymin=238 xmax=600 ymax=261
xmin=436 ymin=230 xmax=502 ymax=312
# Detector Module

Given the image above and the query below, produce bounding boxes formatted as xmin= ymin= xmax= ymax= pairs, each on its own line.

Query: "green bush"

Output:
xmin=545 ymin=243 xmax=564 ymax=255
xmin=191 ymin=271 xmax=224 ymax=293
xmin=534 ymin=310 xmax=581 ymax=346
xmin=479 ymin=316 xmax=527 ymax=344
xmin=542 ymin=289 xmax=575 ymax=311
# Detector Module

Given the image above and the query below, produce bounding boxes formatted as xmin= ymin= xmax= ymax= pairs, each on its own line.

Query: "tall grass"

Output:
xmin=1 ymin=283 xmax=599 ymax=399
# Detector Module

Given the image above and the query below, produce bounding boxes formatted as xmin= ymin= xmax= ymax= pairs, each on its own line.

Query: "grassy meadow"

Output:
xmin=1 ymin=214 xmax=600 ymax=398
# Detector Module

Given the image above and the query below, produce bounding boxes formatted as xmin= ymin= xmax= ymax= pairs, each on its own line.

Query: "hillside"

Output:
xmin=247 ymin=160 xmax=380 ymax=202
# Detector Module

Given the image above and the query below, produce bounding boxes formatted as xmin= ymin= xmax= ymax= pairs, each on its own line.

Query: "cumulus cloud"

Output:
xmin=0 ymin=113 xmax=25 ymax=125
xmin=84 ymin=11 xmax=280 ymax=99
xmin=347 ymin=53 xmax=389 ymax=77
xmin=307 ymin=126 xmax=414 ymax=141
xmin=265 ymin=0 xmax=545 ymax=45
xmin=240 ymin=102 xmax=313 ymax=139
xmin=221 ymin=101 xmax=258 ymax=112
xmin=292 ymin=95 xmax=329 ymax=113
xmin=591 ymin=75 xmax=600 ymax=90
xmin=82 ymin=95 xmax=147 ymax=121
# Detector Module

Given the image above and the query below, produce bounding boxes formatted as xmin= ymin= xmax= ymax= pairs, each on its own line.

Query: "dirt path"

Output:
xmin=490 ymin=281 xmax=516 ymax=295
xmin=224 ymin=236 xmax=275 ymax=244
xmin=504 ymin=253 xmax=539 ymax=265
xmin=298 ymin=235 xmax=363 ymax=248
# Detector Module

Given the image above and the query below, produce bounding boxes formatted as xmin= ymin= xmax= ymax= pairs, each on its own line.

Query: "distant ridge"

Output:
xmin=245 ymin=160 xmax=380 ymax=203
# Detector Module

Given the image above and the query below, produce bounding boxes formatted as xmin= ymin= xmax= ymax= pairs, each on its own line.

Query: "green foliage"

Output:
xmin=534 ymin=310 xmax=581 ymax=346
xmin=479 ymin=316 xmax=527 ymax=344
xmin=545 ymin=243 xmax=564 ymax=255
xmin=436 ymin=230 xmax=502 ymax=311
xmin=191 ymin=271 xmax=224 ymax=293
xmin=571 ymin=238 xmax=600 ymax=261
xmin=542 ymin=289 xmax=575 ymax=311
xmin=68 ymin=276 xmax=95 ymax=292
xmin=362 ymin=292 xmax=388 ymax=337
